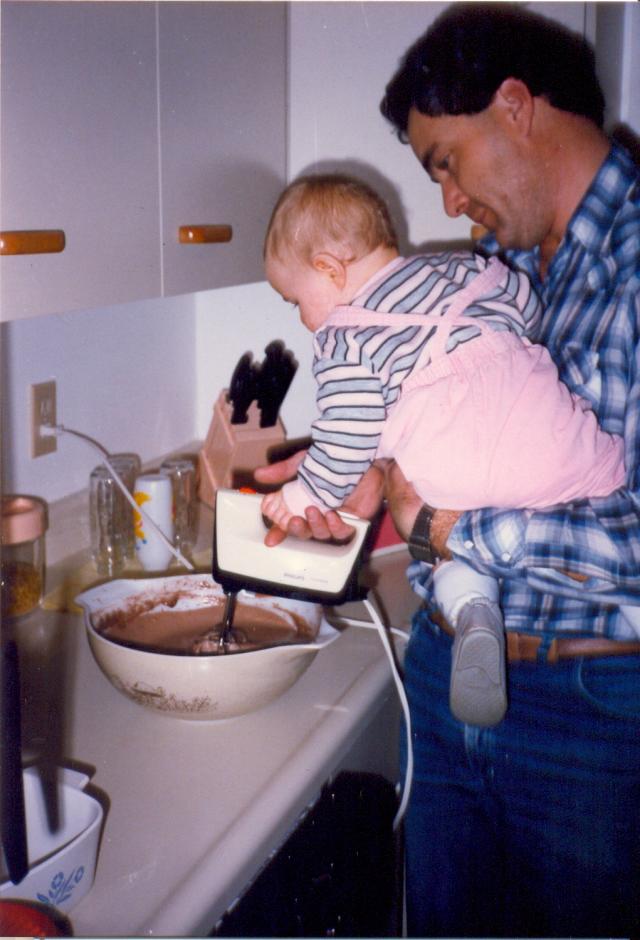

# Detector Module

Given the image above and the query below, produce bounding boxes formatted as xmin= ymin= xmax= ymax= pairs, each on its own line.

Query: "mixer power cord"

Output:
xmin=335 ymin=600 xmax=413 ymax=832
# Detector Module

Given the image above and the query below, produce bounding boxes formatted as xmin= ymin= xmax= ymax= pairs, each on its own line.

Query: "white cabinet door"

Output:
xmin=158 ymin=1 xmax=286 ymax=297
xmin=0 ymin=1 xmax=160 ymax=321
xmin=1 ymin=1 xmax=286 ymax=321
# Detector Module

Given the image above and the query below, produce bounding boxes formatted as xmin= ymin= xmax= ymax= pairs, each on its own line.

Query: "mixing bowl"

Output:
xmin=76 ymin=574 xmax=339 ymax=721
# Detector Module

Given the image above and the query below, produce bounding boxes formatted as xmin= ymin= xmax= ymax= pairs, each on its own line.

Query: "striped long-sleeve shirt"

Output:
xmin=412 ymin=141 xmax=640 ymax=640
xmin=283 ymin=250 xmax=541 ymax=516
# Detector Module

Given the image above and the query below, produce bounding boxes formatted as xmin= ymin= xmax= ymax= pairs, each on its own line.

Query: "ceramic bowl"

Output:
xmin=0 ymin=767 xmax=103 ymax=913
xmin=76 ymin=574 xmax=338 ymax=721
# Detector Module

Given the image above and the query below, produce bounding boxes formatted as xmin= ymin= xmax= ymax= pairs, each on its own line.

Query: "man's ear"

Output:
xmin=494 ymin=77 xmax=535 ymax=136
xmin=312 ymin=252 xmax=347 ymax=289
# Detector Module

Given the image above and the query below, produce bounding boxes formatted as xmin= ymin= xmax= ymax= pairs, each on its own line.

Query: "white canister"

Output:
xmin=133 ymin=473 xmax=174 ymax=571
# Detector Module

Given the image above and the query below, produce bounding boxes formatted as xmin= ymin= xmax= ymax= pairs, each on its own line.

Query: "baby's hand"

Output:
xmin=261 ymin=490 xmax=294 ymax=532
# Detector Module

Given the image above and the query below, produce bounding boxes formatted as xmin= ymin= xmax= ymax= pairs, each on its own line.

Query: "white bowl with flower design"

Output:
xmin=0 ymin=767 xmax=103 ymax=913
xmin=76 ymin=574 xmax=339 ymax=721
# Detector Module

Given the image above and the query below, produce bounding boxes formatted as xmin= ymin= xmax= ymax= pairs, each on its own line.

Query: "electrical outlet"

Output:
xmin=30 ymin=381 xmax=57 ymax=457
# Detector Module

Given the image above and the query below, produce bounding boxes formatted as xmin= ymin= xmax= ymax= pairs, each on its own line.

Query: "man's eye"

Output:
xmin=437 ymin=155 xmax=450 ymax=172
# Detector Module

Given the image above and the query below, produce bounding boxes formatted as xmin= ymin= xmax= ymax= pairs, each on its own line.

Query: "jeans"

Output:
xmin=401 ymin=607 xmax=640 ymax=938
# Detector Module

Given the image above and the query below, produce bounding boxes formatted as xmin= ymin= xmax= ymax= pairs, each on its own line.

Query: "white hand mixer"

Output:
xmin=212 ymin=488 xmax=412 ymax=829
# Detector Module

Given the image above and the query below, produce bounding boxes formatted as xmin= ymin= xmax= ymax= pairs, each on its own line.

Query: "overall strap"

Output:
xmin=327 ymin=256 xmax=509 ymax=361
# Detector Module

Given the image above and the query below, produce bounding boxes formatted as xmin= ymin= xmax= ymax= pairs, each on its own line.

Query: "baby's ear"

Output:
xmin=312 ymin=252 xmax=347 ymax=289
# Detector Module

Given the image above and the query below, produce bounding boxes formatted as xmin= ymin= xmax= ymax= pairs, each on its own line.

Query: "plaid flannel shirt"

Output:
xmin=410 ymin=142 xmax=640 ymax=639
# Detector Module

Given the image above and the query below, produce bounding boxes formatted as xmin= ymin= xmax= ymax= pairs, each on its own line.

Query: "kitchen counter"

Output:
xmin=9 ymin=549 xmax=418 ymax=937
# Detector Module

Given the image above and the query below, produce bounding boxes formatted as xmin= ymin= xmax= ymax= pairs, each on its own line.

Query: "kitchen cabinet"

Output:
xmin=0 ymin=1 xmax=160 ymax=320
xmin=158 ymin=2 xmax=286 ymax=297
xmin=0 ymin=2 xmax=286 ymax=322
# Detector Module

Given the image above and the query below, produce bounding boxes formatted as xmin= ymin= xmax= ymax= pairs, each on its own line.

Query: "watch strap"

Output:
xmin=408 ymin=504 xmax=437 ymax=564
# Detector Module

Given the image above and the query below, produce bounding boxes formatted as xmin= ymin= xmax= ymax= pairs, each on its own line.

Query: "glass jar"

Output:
xmin=1 ymin=495 xmax=48 ymax=619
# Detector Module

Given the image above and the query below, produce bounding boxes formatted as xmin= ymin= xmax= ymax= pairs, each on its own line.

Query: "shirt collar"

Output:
xmin=480 ymin=141 xmax=637 ymax=289
xmin=566 ymin=141 xmax=635 ymax=254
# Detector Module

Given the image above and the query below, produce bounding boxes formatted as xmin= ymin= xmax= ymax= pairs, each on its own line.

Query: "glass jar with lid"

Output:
xmin=1 ymin=495 xmax=48 ymax=619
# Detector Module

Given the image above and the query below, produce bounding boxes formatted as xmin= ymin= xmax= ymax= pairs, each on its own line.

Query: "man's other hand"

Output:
xmin=384 ymin=461 xmax=460 ymax=560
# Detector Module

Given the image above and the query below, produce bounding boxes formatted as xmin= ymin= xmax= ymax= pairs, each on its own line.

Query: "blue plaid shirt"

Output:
xmin=411 ymin=142 xmax=640 ymax=639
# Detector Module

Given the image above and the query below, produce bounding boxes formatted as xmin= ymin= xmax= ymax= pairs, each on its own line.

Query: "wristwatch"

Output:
xmin=408 ymin=504 xmax=439 ymax=565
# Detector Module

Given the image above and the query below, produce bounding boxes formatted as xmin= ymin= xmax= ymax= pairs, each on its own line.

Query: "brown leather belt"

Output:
xmin=430 ymin=610 xmax=640 ymax=665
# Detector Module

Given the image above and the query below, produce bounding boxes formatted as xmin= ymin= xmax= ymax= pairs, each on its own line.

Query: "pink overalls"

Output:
xmin=326 ymin=257 xmax=626 ymax=511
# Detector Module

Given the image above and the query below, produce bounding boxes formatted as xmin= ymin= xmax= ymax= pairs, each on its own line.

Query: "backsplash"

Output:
xmin=1 ymin=280 xmax=316 ymax=507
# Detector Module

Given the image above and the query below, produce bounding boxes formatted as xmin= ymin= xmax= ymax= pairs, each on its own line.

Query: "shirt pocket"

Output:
xmin=560 ymin=344 xmax=601 ymax=407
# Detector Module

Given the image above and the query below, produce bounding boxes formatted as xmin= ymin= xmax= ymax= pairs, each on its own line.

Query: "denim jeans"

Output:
xmin=401 ymin=607 xmax=640 ymax=938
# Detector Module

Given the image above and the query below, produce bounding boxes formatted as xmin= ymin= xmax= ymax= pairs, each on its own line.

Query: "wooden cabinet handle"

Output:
xmin=0 ymin=230 xmax=66 ymax=255
xmin=179 ymin=225 xmax=232 ymax=244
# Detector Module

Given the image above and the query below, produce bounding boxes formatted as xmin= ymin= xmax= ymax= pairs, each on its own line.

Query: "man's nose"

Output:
xmin=441 ymin=178 xmax=469 ymax=218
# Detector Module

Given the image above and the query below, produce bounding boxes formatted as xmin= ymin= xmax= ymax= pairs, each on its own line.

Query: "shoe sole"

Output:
xmin=450 ymin=627 xmax=507 ymax=727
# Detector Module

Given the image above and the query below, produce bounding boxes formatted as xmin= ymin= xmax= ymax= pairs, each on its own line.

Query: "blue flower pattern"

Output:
xmin=37 ymin=866 xmax=84 ymax=906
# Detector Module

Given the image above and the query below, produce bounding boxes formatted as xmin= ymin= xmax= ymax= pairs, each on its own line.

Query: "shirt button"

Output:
xmin=501 ymin=552 xmax=511 ymax=562
xmin=464 ymin=540 xmax=474 ymax=549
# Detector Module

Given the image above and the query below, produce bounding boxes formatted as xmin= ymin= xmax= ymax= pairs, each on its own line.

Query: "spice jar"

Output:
xmin=1 ymin=495 xmax=48 ymax=619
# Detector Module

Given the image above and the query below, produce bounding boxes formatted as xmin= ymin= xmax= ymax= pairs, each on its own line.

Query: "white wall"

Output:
xmin=596 ymin=3 xmax=640 ymax=136
xmin=1 ymin=294 xmax=198 ymax=502
xmin=287 ymin=1 xmax=464 ymax=252
xmin=195 ymin=281 xmax=316 ymax=443
xmin=287 ymin=1 xmax=588 ymax=252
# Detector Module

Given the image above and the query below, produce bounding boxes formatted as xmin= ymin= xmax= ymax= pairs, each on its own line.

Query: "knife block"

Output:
xmin=198 ymin=389 xmax=286 ymax=508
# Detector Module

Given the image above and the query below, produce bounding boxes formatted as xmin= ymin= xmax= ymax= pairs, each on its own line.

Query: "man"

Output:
xmin=258 ymin=4 xmax=640 ymax=935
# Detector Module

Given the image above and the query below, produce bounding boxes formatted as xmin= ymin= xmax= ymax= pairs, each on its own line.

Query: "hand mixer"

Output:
xmin=212 ymin=488 xmax=413 ymax=831
xmin=213 ymin=489 xmax=413 ymax=829
xmin=212 ymin=488 xmax=371 ymax=648
xmin=213 ymin=488 xmax=371 ymax=604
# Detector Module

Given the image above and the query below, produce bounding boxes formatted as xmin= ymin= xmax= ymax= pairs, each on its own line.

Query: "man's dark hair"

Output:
xmin=380 ymin=3 xmax=605 ymax=139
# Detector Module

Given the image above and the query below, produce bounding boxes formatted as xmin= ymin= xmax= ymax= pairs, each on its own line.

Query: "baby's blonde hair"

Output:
xmin=264 ymin=173 xmax=398 ymax=265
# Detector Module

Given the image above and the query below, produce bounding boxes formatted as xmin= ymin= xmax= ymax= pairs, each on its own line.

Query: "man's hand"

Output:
xmin=384 ymin=461 xmax=460 ymax=560
xmin=253 ymin=449 xmax=307 ymax=488
xmin=253 ymin=452 xmax=385 ymax=546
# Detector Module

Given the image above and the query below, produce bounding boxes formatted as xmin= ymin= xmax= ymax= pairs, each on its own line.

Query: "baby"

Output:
xmin=261 ymin=173 xmax=627 ymax=727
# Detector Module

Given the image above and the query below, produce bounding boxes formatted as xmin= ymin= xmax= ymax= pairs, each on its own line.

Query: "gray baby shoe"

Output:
xmin=449 ymin=600 xmax=507 ymax=727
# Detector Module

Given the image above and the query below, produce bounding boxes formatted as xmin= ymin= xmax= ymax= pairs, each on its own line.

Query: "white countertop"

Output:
xmin=10 ymin=550 xmax=416 ymax=937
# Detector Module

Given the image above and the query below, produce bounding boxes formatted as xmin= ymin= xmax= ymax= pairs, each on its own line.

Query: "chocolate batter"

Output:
xmin=93 ymin=583 xmax=317 ymax=656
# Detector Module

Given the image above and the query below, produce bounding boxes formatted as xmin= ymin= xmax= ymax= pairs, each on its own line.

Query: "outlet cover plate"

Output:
xmin=30 ymin=380 xmax=57 ymax=457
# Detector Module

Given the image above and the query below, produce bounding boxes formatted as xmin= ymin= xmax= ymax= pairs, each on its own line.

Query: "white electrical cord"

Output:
xmin=45 ymin=423 xmax=194 ymax=571
xmin=337 ymin=599 xmax=413 ymax=832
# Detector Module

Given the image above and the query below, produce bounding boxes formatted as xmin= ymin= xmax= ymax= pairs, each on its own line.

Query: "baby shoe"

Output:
xmin=449 ymin=599 xmax=507 ymax=727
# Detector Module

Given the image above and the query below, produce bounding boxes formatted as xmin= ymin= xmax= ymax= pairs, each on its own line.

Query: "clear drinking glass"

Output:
xmin=89 ymin=465 xmax=125 ymax=577
xmin=159 ymin=457 xmax=198 ymax=560
xmin=108 ymin=453 xmax=141 ymax=561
